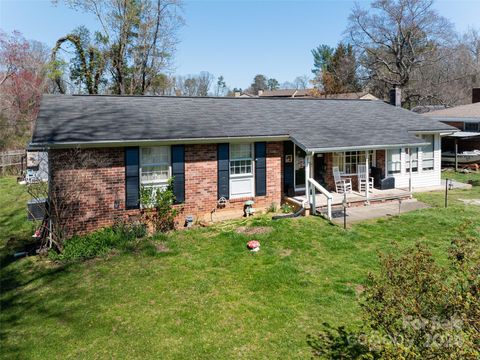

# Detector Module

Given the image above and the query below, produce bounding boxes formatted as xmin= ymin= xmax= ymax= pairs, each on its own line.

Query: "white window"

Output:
xmin=230 ymin=143 xmax=253 ymax=176
xmin=229 ymin=143 xmax=254 ymax=198
xmin=387 ymin=148 xmax=402 ymax=175
xmin=421 ymin=135 xmax=435 ymax=171
xmin=333 ymin=151 xmax=375 ymax=175
xmin=406 ymin=148 xmax=418 ymax=173
xmin=140 ymin=146 xmax=171 ymax=188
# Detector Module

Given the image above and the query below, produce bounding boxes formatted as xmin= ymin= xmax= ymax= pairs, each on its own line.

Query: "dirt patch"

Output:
xmin=235 ymin=226 xmax=272 ymax=236
xmin=355 ymin=284 xmax=365 ymax=295
xmin=155 ymin=242 xmax=170 ymax=253
xmin=347 ymin=282 xmax=365 ymax=296
xmin=279 ymin=249 xmax=292 ymax=257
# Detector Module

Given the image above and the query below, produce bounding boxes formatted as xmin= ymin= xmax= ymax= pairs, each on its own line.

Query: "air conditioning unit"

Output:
xmin=27 ymin=198 xmax=47 ymax=221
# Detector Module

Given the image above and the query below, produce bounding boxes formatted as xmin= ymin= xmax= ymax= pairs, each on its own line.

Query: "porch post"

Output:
xmin=305 ymin=153 xmax=312 ymax=210
xmin=454 ymin=138 xmax=458 ymax=172
xmin=365 ymin=150 xmax=369 ymax=202
xmin=408 ymin=148 xmax=413 ymax=193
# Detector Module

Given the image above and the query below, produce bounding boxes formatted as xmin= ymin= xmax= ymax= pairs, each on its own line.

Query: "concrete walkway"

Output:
xmin=329 ymin=199 xmax=429 ymax=226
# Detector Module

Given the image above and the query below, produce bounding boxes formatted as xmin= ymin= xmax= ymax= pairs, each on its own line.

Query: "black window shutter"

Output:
xmin=283 ymin=141 xmax=294 ymax=194
xmin=171 ymin=145 xmax=185 ymax=204
xmin=254 ymin=142 xmax=267 ymax=196
xmin=217 ymin=143 xmax=229 ymax=199
xmin=125 ymin=147 xmax=140 ymax=209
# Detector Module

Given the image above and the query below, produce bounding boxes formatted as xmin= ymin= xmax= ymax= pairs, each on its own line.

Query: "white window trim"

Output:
xmin=406 ymin=147 xmax=419 ymax=173
xmin=229 ymin=143 xmax=255 ymax=199
xmin=229 ymin=143 xmax=254 ymax=178
xmin=386 ymin=148 xmax=402 ymax=176
xmin=140 ymin=146 xmax=172 ymax=187
xmin=333 ymin=150 xmax=376 ymax=176
xmin=421 ymin=135 xmax=435 ymax=172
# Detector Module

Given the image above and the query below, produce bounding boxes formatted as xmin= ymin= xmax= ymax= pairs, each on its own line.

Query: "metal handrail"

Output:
xmin=307 ymin=178 xmax=332 ymax=220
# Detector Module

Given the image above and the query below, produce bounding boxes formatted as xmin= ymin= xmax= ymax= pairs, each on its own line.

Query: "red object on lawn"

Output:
xmin=247 ymin=240 xmax=260 ymax=249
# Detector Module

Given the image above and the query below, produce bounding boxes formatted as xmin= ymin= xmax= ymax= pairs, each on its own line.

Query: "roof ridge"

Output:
xmin=48 ymin=94 xmax=374 ymax=102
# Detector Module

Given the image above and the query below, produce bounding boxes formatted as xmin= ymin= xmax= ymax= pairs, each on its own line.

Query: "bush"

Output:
xmin=140 ymin=178 xmax=179 ymax=233
xmin=267 ymin=202 xmax=278 ymax=213
xmin=50 ymin=220 xmax=146 ymax=261
xmin=281 ymin=203 xmax=293 ymax=213
xmin=308 ymin=221 xmax=480 ymax=359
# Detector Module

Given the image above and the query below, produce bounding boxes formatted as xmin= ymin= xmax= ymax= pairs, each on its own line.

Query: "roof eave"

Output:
xmin=304 ymin=142 xmax=430 ymax=154
xmin=28 ymin=134 xmax=290 ymax=149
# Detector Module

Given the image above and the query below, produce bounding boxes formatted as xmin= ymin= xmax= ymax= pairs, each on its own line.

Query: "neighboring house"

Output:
xmin=258 ymin=89 xmax=312 ymax=98
xmin=236 ymin=89 xmax=379 ymax=100
xmin=423 ymin=91 xmax=480 ymax=168
xmin=30 ymin=95 xmax=455 ymax=237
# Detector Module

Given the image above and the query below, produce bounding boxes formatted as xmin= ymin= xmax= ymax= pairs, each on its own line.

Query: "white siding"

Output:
xmin=388 ymin=134 xmax=441 ymax=189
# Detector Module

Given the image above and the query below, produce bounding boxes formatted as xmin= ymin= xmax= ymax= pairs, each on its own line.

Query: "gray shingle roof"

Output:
xmin=31 ymin=95 xmax=456 ymax=152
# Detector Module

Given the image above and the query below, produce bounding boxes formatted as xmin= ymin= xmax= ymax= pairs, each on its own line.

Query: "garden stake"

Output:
xmin=445 ymin=178 xmax=448 ymax=208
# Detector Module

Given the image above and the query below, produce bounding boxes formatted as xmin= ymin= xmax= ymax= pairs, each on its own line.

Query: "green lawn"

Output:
xmin=442 ymin=168 xmax=480 ymax=186
xmin=1 ymin=175 xmax=480 ymax=359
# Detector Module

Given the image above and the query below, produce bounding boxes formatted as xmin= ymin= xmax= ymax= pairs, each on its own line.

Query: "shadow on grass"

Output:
xmin=0 ymin=258 xmax=83 ymax=357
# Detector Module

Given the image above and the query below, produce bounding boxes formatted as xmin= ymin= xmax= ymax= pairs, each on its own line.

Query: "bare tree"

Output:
xmin=174 ymin=71 xmax=214 ymax=96
xmin=347 ymin=0 xmax=454 ymax=90
xmin=293 ymin=75 xmax=310 ymax=89
xmin=59 ymin=0 xmax=184 ymax=95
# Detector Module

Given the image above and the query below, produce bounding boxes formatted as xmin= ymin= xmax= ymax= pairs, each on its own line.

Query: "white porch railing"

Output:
xmin=307 ymin=178 xmax=332 ymax=220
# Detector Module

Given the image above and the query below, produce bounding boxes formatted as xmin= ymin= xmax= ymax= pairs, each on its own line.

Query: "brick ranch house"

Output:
xmin=30 ymin=95 xmax=457 ymax=237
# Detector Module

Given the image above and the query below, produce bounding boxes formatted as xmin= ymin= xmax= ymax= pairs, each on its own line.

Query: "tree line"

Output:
xmin=312 ymin=0 xmax=480 ymax=108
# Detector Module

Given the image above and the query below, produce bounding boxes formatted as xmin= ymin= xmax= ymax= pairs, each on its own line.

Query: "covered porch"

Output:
xmin=285 ymin=144 xmax=418 ymax=220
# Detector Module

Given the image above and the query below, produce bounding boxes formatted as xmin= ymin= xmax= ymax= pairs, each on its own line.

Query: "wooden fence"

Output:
xmin=0 ymin=150 xmax=25 ymax=176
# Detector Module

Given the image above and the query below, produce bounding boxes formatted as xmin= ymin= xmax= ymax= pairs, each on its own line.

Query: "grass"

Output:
xmin=442 ymin=168 xmax=480 ymax=186
xmin=1 ymin=175 xmax=480 ymax=359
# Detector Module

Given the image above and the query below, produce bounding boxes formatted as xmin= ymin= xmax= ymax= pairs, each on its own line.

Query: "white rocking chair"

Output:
xmin=357 ymin=164 xmax=374 ymax=192
xmin=333 ymin=166 xmax=352 ymax=193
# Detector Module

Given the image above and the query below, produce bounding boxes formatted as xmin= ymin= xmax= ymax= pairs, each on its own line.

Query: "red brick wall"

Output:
xmin=49 ymin=148 xmax=126 ymax=237
xmin=49 ymin=142 xmax=283 ymax=238
xmin=376 ymin=150 xmax=386 ymax=178
xmin=441 ymin=121 xmax=464 ymax=131
xmin=180 ymin=142 xmax=283 ymax=222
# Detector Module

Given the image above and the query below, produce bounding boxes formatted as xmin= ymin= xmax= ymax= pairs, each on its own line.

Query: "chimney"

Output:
xmin=389 ymin=87 xmax=401 ymax=107
xmin=472 ymin=88 xmax=480 ymax=103
xmin=257 ymin=89 xmax=264 ymax=96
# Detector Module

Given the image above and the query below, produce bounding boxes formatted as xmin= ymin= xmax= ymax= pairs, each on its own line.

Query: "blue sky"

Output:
xmin=1 ymin=0 xmax=479 ymax=89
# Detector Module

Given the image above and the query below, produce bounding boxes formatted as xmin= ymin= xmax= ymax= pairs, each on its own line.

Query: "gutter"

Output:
xmin=303 ymin=142 xmax=430 ymax=153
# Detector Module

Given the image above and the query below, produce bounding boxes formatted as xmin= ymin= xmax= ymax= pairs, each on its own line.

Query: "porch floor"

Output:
xmin=329 ymin=198 xmax=429 ymax=226
xmin=292 ymin=187 xmax=412 ymax=208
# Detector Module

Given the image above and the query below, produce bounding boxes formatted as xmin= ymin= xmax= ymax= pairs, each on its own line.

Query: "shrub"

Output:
xmin=308 ymin=221 xmax=480 ymax=359
xmin=50 ymin=219 xmax=146 ymax=261
xmin=267 ymin=202 xmax=278 ymax=213
xmin=140 ymin=178 xmax=179 ymax=233
xmin=281 ymin=203 xmax=293 ymax=213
